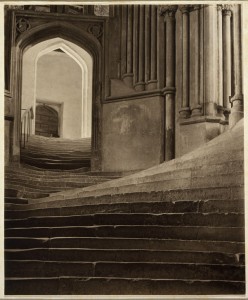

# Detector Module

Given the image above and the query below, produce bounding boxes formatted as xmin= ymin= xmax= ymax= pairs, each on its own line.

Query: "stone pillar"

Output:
xmin=222 ymin=5 xmax=232 ymax=111
xmin=203 ymin=5 xmax=218 ymax=116
xmin=147 ymin=5 xmax=158 ymax=90
xmin=123 ymin=5 xmax=134 ymax=87
xmin=179 ymin=6 xmax=191 ymax=118
xmin=191 ymin=5 xmax=202 ymax=116
xmin=135 ymin=5 xmax=145 ymax=91
xmin=121 ymin=5 xmax=127 ymax=77
xmin=133 ymin=5 xmax=138 ymax=85
xmin=160 ymin=5 xmax=177 ymax=161
xmin=123 ymin=5 xmax=133 ymax=87
xmin=145 ymin=5 xmax=151 ymax=88
xmin=229 ymin=5 xmax=243 ymax=128
xmin=217 ymin=5 xmax=223 ymax=108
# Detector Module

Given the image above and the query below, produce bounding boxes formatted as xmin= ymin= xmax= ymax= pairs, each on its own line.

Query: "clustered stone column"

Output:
xmin=121 ymin=5 xmax=134 ymax=87
xmin=204 ymin=5 xmax=218 ymax=116
xmin=120 ymin=5 xmax=127 ymax=77
xmin=222 ymin=5 xmax=232 ymax=111
xmin=160 ymin=5 xmax=177 ymax=161
xmin=229 ymin=5 xmax=243 ymax=127
xmin=148 ymin=6 xmax=158 ymax=90
xmin=135 ymin=5 xmax=146 ymax=91
xmin=217 ymin=5 xmax=223 ymax=108
xmin=191 ymin=5 xmax=202 ymax=116
xmin=179 ymin=5 xmax=190 ymax=118
xmin=120 ymin=5 xmax=158 ymax=91
xmin=124 ymin=5 xmax=134 ymax=86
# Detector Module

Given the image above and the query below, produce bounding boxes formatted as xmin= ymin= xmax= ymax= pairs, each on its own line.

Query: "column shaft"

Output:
xmin=133 ymin=6 xmax=139 ymax=84
xmin=222 ymin=7 xmax=232 ymax=109
xmin=230 ymin=5 xmax=243 ymax=127
xmin=204 ymin=5 xmax=218 ymax=116
xmin=217 ymin=5 xmax=223 ymax=107
xmin=179 ymin=6 xmax=190 ymax=118
xmin=123 ymin=5 xmax=134 ymax=87
xmin=127 ymin=6 xmax=133 ymax=73
xmin=135 ymin=5 xmax=145 ymax=91
xmin=160 ymin=5 xmax=177 ymax=161
xmin=121 ymin=5 xmax=127 ymax=77
xmin=149 ymin=5 xmax=157 ymax=89
xmin=145 ymin=5 xmax=151 ymax=85
xmin=191 ymin=6 xmax=202 ymax=116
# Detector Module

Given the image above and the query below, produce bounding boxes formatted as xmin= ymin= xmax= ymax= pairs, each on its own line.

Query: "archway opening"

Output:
xmin=22 ymin=37 xmax=93 ymax=139
xmin=21 ymin=37 xmax=94 ymax=168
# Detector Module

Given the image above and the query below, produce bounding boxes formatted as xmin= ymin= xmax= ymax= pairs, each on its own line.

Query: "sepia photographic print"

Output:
xmin=3 ymin=1 xmax=247 ymax=298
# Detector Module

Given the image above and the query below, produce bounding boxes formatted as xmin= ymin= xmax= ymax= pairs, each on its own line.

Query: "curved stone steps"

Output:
xmin=5 ymin=260 xmax=245 ymax=281
xmin=5 ymin=225 xmax=245 ymax=242
xmin=23 ymin=184 xmax=244 ymax=208
xmin=5 ymin=120 xmax=244 ymax=295
xmin=5 ymin=199 xmax=244 ymax=221
xmin=6 ymin=248 xmax=244 ymax=265
xmin=5 ymin=212 xmax=244 ymax=229
xmin=5 ymin=277 xmax=245 ymax=295
xmin=21 ymin=135 xmax=91 ymax=169
xmin=5 ymin=237 xmax=245 ymax=254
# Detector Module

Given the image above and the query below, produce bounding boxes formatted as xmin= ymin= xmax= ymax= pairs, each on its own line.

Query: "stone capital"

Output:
xmin=159 ymin=5 xmax=178 ymax=19
xmin=221 ymin=4 xmax=233 ymax=16
xmin=191 ymin=5 xmax=202 ymax=11
xmin=179 ymin=5 xmax=191 ymax=14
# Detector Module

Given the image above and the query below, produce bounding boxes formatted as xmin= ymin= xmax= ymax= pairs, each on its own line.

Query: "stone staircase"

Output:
xmin=5 ymin=164 xmax=119 ymax=202
xmin=5 ymin=120 xmax=245 ymax=295
xmin=20 ymin=135 xmax=91 ymax=169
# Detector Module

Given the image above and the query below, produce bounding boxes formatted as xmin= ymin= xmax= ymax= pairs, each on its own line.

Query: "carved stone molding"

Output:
xmin=16 ymin=18 xmax=30 ymax=34
xmin=191 ymin=5 xmax=202 ymax=11
xmin=179 ymin=5 xmax=191 ymax=14
xmin=221 ymin=4 xmax=233 ymax=16
xmin=159 ymin=5 xmax=178 ymax=19
xmin=88 ymin=23 xmax=103 ymax=40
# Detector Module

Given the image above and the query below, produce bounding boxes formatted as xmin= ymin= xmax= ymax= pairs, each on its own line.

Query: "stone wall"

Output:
xmin=102 ymin=95 xmax=164 ymax=172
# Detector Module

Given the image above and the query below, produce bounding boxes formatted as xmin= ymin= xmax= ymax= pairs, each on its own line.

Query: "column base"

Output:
xmin=179 ymin=107 xmax=191 ymax=119
xmin=122 ymin=73 xmax=134 ymax=88
xmin=134 ymin=82 xmax=146 ymax=92
xmin=204 ymin=101 xmax=218 ymax=116
xmin=191 ymin=105 xmax=202 ymax=117
xmin=146 ymin=80 xmax=158 ymax=91
xmin=178 ymin=117 xmax=223 ymax=157
xmin=229 ymin=94 xmax=243 ymax=128
xmin=223 ymin=107 xmax=231 ymax=121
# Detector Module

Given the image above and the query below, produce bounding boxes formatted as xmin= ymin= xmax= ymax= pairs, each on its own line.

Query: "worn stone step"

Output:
xmin=5 ymin=276 xmax=245 ymax=295
xmin=20 ymin=157 xmax=90 ymax=170
xmin=5 ymin=165 xmax=90 ymax=176
xmin=23 ymin=187 xmax=245 ymax=210
xmin=5 ymin=225 xmax=245 ymax=242
xmin=5 ymin=261 xmax=245 ymax=281
xmin=5 ymin=172 xmax=113 ymax=182
xmin=5 ymin=237 xmax=245 ymax=254
xmin=5 ymin=199 xmax=245 ymax=219
xmin=5 ymin=197 xmax=28 ymax=205
xmin=73 ymin=174 xmax=244 ymax=200
xmin=5 ymin=190 xmax=49 ymax=200
xmin=5 ymin=248 xmax=244 ymax=265
xmin=31 ymin=183 xmax=244 ymax=206
xmin=4 ymin=213 xmax=244 ymax=229
xmin=6 ymin=179 xmax=105 ymax=190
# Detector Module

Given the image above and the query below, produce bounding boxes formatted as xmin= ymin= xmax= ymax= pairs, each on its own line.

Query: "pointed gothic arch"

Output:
xmin=12 ymin=20 xmax=105 ymax=170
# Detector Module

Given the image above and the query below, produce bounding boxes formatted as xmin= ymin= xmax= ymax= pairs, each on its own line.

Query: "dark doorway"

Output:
xmin=35 ymin=105 xmax=59 ymax=137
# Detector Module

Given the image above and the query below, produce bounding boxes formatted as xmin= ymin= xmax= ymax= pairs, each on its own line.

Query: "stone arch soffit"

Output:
xmin=16 ymin=21 xmax=102 ymax=75
xmin=35 ymin=41 xmax=90 ymax=82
